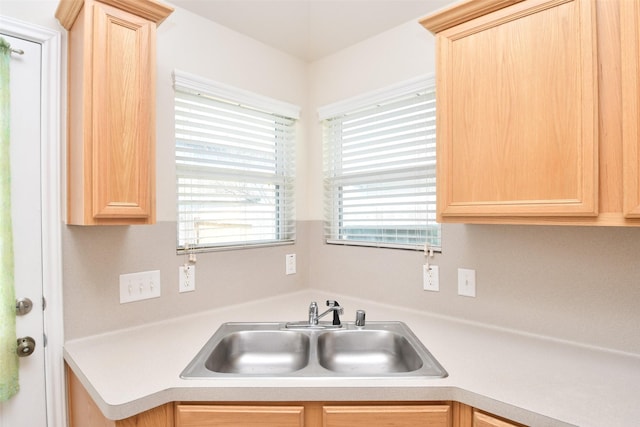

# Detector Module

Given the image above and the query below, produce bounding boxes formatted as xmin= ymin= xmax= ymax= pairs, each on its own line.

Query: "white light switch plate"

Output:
xmin=119 ymin=270 xmax=161 ymax=304
xmin=458 ymin=268 xmax=476 ymax=297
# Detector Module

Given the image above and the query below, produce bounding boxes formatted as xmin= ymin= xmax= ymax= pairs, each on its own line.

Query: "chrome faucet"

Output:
xmin=309 ymin=300 xmax=343 ymax=326
xmin=308 ymin=301 xmax=319 ymax=324
xmin=285 ymin=300 xmax=345 ymax=329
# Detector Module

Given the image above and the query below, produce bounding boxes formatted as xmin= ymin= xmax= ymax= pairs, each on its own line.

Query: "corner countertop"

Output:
xmin=64 ymin=290 xmax=640 ymax=426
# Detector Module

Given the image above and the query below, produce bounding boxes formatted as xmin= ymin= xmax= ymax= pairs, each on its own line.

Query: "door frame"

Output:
xmin=0 ymin=16 xmax=65 ymax=427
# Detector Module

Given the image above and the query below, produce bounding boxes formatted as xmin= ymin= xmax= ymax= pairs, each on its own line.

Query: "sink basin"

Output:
xmin=205 ymin=330 xmax=309 ymax=374
xmin=180 ymin=321 xmax=447 ymax=379
xmin=317 ymin=330 xmax=423 ymax=374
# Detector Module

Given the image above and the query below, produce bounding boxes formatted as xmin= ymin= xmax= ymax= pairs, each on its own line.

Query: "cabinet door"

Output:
xmin=67 ymin=367 xmax=173 ymax=427
xmin=116 ymin=405 xmax=174 ymax=427
xmin=175 ymin=404 xmax=304 ymax=427
xmin=621 ymin=0 xmax=640 ymax=218
xmin=473 ymin=410 xmax=524 ymax=427
xmin=323 ymin=405 xmax=451 ymax=427
xmin=433 ymin=0 xmax=598 ymax=220
xmin=91 ymin=1 xmax=154 ymax=220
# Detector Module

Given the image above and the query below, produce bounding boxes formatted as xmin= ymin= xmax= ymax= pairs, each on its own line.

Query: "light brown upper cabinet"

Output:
xmin=620 ymin=0 xmax=640 ymax=218
xmin=56 ymin=0 xmax=173 ymax=225
xmin=421 ymin=0 xmax=640 ymax=226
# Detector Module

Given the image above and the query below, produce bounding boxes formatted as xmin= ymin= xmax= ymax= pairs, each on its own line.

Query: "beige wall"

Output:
xmin=308 ymin=221 xmax=640 ymax=354
xmin=62 ymin=222 xmax=310 ymax=338
xmin=4 ymin=1 xmax=639 ymax=355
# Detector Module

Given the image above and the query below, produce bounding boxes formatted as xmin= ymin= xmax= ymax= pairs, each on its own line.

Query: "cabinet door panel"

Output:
xmin=175 ymin=404 xmax=304 ymax=427
xmin=116 ymin=404 xmax=173 ymax=427
xmin=92 ymin=1 xmax=154 ymax=219
xmin=323 ymin=405 xmax=451 ymax=427
xmin=621 ymin=0 xmax=640 ymax=217
xmin=435 ymin=0 xmax=597 ymax=219
xmin=473 ymin=410 xmax=524 ymax=427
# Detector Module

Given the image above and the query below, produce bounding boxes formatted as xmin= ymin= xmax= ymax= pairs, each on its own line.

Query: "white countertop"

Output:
xmin=64 ymin=290 xmax=640 ymax=426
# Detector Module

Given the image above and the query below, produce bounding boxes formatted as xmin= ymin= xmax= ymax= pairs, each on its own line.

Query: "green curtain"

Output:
xmin=0 ymin=36 xmax=19 ymax=402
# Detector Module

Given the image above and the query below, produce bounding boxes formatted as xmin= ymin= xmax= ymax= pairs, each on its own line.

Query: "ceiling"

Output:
xmin=170 ymin=0 xmax=458 ymax=62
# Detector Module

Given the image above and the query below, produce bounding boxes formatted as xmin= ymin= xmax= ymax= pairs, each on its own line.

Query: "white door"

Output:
xmin=0 ymin=33 xmax=48 ymax=427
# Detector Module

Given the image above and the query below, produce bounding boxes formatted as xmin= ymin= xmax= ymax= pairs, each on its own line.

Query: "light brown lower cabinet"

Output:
xmin=322 ymin=404 xmax=451 ymax=427
xmin=453 ymin=401 xmax=526 ymax=427
xmin=174 ymin=404 xmax=305 ymax=427
xmin=473 ymin=410 xmax=525 ymax=427
xmin=67 ymin=368 xmax=173 ymax=427
xmin=68 ymin=369 xmax=525 ymax=427
xmin=69 ymin=401 xmax=526 ymax=427
xmin=171 ymin=402 xmax=453 ymax=427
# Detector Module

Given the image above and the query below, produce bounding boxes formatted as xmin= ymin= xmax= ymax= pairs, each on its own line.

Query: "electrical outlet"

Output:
xmin=119 ymin=270 xmax=161 ymax=304
xmin=458 ymin=268 xmax=476 ymax=297
xmin=179 ymin=265 xmax=196 ymax=293
xmin=423 ymin=265 xmax=439 ymax=291
xmin=286 ymin=254 xmax=296 ymax=275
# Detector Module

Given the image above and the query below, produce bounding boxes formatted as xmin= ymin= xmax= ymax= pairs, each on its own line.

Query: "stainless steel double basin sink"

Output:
xmin=180 ymin=322 xmax=447 ymax=379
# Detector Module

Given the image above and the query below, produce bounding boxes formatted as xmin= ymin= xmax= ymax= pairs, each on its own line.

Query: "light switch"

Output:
xmin=119 ymin=270 xmax=161 ymax=304
xmin=457 ymin=268 xmax=476 ymax=297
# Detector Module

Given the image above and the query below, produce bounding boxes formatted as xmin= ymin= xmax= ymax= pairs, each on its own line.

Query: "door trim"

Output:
xmin=0 ymin=16 xmax=65 ymax=427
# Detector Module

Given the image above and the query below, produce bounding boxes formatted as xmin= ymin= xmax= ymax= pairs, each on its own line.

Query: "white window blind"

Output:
xmin=321 ymin=76 xmax=440 ymax=249
xmin=174 ymin=71 xmax=298 ymax=251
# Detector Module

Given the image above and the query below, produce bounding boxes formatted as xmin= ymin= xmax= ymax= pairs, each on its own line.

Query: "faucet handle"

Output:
xmin=325 ymin=300 xmax=342 ymax=326
xmin=327 ymin=300 xmax=343 ymax=316
xmin=355 ymin=310 xmax=366 ymax=327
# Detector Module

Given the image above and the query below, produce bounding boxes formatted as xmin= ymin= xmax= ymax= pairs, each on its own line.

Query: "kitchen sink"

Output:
xmin=317 ymin=330 xmax=423 ymax=374
xmin=181 ymin=321 xmax=447 ymax=379
xmin=205 ymin=330 xmax=310 ymax=374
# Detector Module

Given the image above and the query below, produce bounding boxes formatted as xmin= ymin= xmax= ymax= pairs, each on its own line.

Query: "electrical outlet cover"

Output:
xmin=423 ymin=265 xmax=439 ymax=292
xmin=286 ymin=254 xmax=296 ymax=275
xmin=179 ymin=265 xmax=196 ymax=293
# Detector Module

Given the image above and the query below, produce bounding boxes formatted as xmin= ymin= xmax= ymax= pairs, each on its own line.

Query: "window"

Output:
xmin=174 ymin=70 xmax=299 ymax=251
xmin=320 ymin=76 xmax=439 ymax=250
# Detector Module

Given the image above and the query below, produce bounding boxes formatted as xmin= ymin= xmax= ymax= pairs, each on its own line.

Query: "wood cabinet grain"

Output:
xmin=56 ymin=0 xmax=173 ymax=225
xmin=421 ymin=0 xmax=640 ymax=226
xmin=620 ymin=0 xmax=640 ymax=218
xmin=323 ymin=404 xmax=452 ymax=427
